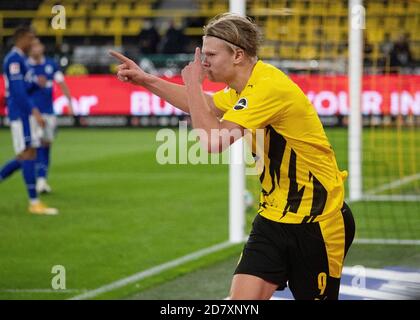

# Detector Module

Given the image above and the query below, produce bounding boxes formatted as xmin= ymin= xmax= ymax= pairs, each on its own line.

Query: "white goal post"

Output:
xmin=228 ymin=0 xmax=246 ymax=243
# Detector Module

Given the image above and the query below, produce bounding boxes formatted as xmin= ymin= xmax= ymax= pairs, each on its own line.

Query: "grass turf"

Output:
xmin=0 ymin=127 xmax=418 ymax=299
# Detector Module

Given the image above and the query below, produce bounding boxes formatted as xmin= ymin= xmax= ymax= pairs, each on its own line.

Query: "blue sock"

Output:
xmin=0 ymin=158 xmax=21 ymax=181
xmin=36 ymin=146 xmax=50 ymax=179
xmin=21 ymin=159 xmax=38 ymax=200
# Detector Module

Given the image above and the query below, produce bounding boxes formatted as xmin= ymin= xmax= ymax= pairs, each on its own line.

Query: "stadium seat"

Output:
xmin=367 ymin=29 xmax=384 ymax=43
xmin=32 ymin=18 xmax=49 ymax=35
xmin=4 ymin=0 xmax=417 ymax=63
xmin=384 ymin=17 xmax=401 ymax=30
xmin=279 ymin=45 xmax=297 ymax=59
xmin=89 ymin=18 xmax=106 ymax=34
xmin=324 ymin=28 xmax=341 ymax=43
xmin=36 ymin=3 xmax=53 ymax=17
xmin=65 ymin=63 xmax=88 ymax=75
xmin=67 ymin=18 xmax=87 ymax=35
xmin=132 ymin=3 xmax=152 ymax=16
xmin=212 ymin=1 xmax=228 ymax=14
xmin=366 ymin=2 xmax=386 ymax=15
xmin=299 ymin=45 xmax=318 ymax=60
xmin=71 ymin=3 xmax=89 ymax=18
xmin=328 ymin=2 xmax=346 ymax=16
xmin=387 ymin=0 xmax=407 ymax=15
xmin=108 ymin=18 xmax=124 ymax=34
xmin=115 ymin=3 xmax=131 ymax=17
xmin=308 ymin=2 xmax=325 ymax=15
xmin=95 ymin=3 xmax=113 ymax=17
xmin=127 ymin=19 xmax=142 ymax=35
xmin=259 ymin=45 xmax=277 ymax=59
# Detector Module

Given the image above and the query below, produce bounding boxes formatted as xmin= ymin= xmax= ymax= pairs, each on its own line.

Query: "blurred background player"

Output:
xmin=28 ymin=37 xmax=74 ymax=194
xmin=0 ymin=26 xmax=58 ymax=215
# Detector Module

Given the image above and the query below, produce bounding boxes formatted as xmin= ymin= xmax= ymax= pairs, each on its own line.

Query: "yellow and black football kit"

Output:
xmin=213 ymin=60 xmax=355 ymax=299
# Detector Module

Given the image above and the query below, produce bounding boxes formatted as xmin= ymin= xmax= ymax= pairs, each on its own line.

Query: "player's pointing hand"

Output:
xmin=109 ymin=50 xmax=150 ymax=86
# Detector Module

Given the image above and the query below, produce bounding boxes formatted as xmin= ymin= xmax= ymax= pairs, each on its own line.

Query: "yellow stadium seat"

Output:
xmin=412 ymin=30 xmax=420 ymax=42
xmin=199 ymin=0 xmax=210 ymax=12
xmin=404 ymin=17 xmax=418 ymax=31
xmin=108 ymin=18 xmax=124 ymax=34
xmin=279 ymin=25 xmax=300 ymax=42
xmin=62 ymin=4 xmax=75 ymax=17
xmin=259 ymin=45 xmax=277 ymax=59
xmin=412 ymin=45 xmax=420 ymax=60
xmin=72 ymin=4 xmax=89 ymax=17
xmin=95 ymin=3 xmax=113 ymax=17
xmin=265 ymin=17 xmax=281 ymax=41
xmin=269 ymin=0 xmax=288 ymax=11
xmin=132 ymin=3 xmax=152 ymax=16
xmin=67 ymin=18 xmax=87 ymax=35
xmin=384 ymin=17 xmax=401 ymax=29
xmin=115 ymin=3 xmax=131 ymax=17
xmin=387 ymin=0 xmax=407 ymax=15
xmin=36 ymin=4 xmax=53 ymax=17
xmin=212 ymin=1 xmax=228 ymax=14
xmin=288 ymin=1 xmax=307 ymax=9
xmin=328 ymin=2 xmax=345 ymax=16
xmin=367 ymin=29 xmax=384 ymax=43
xmin=279 ymin=45 xmax=297 ymax=59
xmin=89 ymin=18 xmax=106 ymax=34
xmin=66 ymin=64 xmax=88 ymax=76
xmin=127 ymin=19 xmax=142 ymax=35
xmin=407 ymin=1 xmax=420 ymax=14
xmin=367 ymin=2 xmax=385 ymax=15
xmin=308 ymin=2 xmax=326 ymax=15
xmin=324 ymin=28 xmax=341 ymax=43
xmin=32 ymin=19 xmax=49 ymax=35
xmin=299 ymin=45 xmax=318 ymax=60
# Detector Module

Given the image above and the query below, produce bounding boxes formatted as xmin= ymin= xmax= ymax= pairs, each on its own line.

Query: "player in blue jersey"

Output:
xmin=0 ymin=26 xmax=58 ymax=215
xmin=28 ymin=38 xmax=73 ymax=194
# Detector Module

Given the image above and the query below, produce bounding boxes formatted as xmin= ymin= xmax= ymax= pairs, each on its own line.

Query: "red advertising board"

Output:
xmin=0 ymin=75 xmax=419 ymax=116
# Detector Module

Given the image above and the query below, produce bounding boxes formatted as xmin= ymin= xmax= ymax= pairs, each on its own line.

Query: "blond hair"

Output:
xmin=203 ymin=13 xmax=262 ymax=57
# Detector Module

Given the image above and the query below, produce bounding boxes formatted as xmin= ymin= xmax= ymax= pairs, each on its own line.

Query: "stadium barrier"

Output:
xmin=1 ymin=75 xmax=419 ymax=127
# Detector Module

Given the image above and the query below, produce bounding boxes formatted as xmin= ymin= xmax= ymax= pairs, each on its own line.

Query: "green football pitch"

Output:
xmin=0 ymin=127 xmax=419 ymax=300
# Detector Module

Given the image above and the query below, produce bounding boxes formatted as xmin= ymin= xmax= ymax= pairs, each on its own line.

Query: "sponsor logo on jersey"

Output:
xmin=233 ymin=97 xmax=248 ymax=111
xmin=9 ymin=62 xmax=20 ymax=75
xmin=45 ymin=64 xmax=53 ymax=74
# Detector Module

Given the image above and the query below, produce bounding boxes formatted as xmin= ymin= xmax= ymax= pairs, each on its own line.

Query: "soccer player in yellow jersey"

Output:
xmin=111 ymin=13 xmax=355 ymax=300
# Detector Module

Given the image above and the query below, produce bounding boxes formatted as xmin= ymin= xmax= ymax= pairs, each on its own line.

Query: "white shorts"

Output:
xmin=39 ymin=114 xmax=57 ymax=142
xmin=10 ymin=116 xmax=41 ymax=155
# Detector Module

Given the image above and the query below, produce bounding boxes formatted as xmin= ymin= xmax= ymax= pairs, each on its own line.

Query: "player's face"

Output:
xmin=30 ymin=39 xmax=44 ymax=57
xmin=202 ymin=36 xmax=237 ymax=83
xmin=21 ymin=32 xmax=35 ymax=54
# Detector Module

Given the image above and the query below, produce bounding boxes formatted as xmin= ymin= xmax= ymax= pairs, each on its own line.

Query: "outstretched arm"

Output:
xmin=109 ymin=50 xmax=223 ymax=118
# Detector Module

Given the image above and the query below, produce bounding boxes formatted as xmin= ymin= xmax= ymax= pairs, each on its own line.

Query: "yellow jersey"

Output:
xmin=213 ymin=60 xmax=347 ymax=224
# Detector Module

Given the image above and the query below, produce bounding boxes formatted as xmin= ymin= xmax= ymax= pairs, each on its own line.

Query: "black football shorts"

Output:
xmin=234 ymin=202 xmax=355 ymax=300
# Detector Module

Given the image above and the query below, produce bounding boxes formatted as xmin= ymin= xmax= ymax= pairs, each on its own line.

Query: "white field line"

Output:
xmin=364 ymin=173 xmax=420 ymax=195
xmin=360 ymin=194 xmax=420 ymax=201
xmin=69 ymin=241 xmax=236 ymax=300
xmin=338 ymin=285 xmax=412 ymax=300
xmin=0 ymin=289 xmax=82 ymax=293
xmin=345 ymin=174 xmax=420 ymax=245
xmin=342 ymin=266 xmax=420 ymax=284
xmin=354 ymin=238 xmax=420 ymax=245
